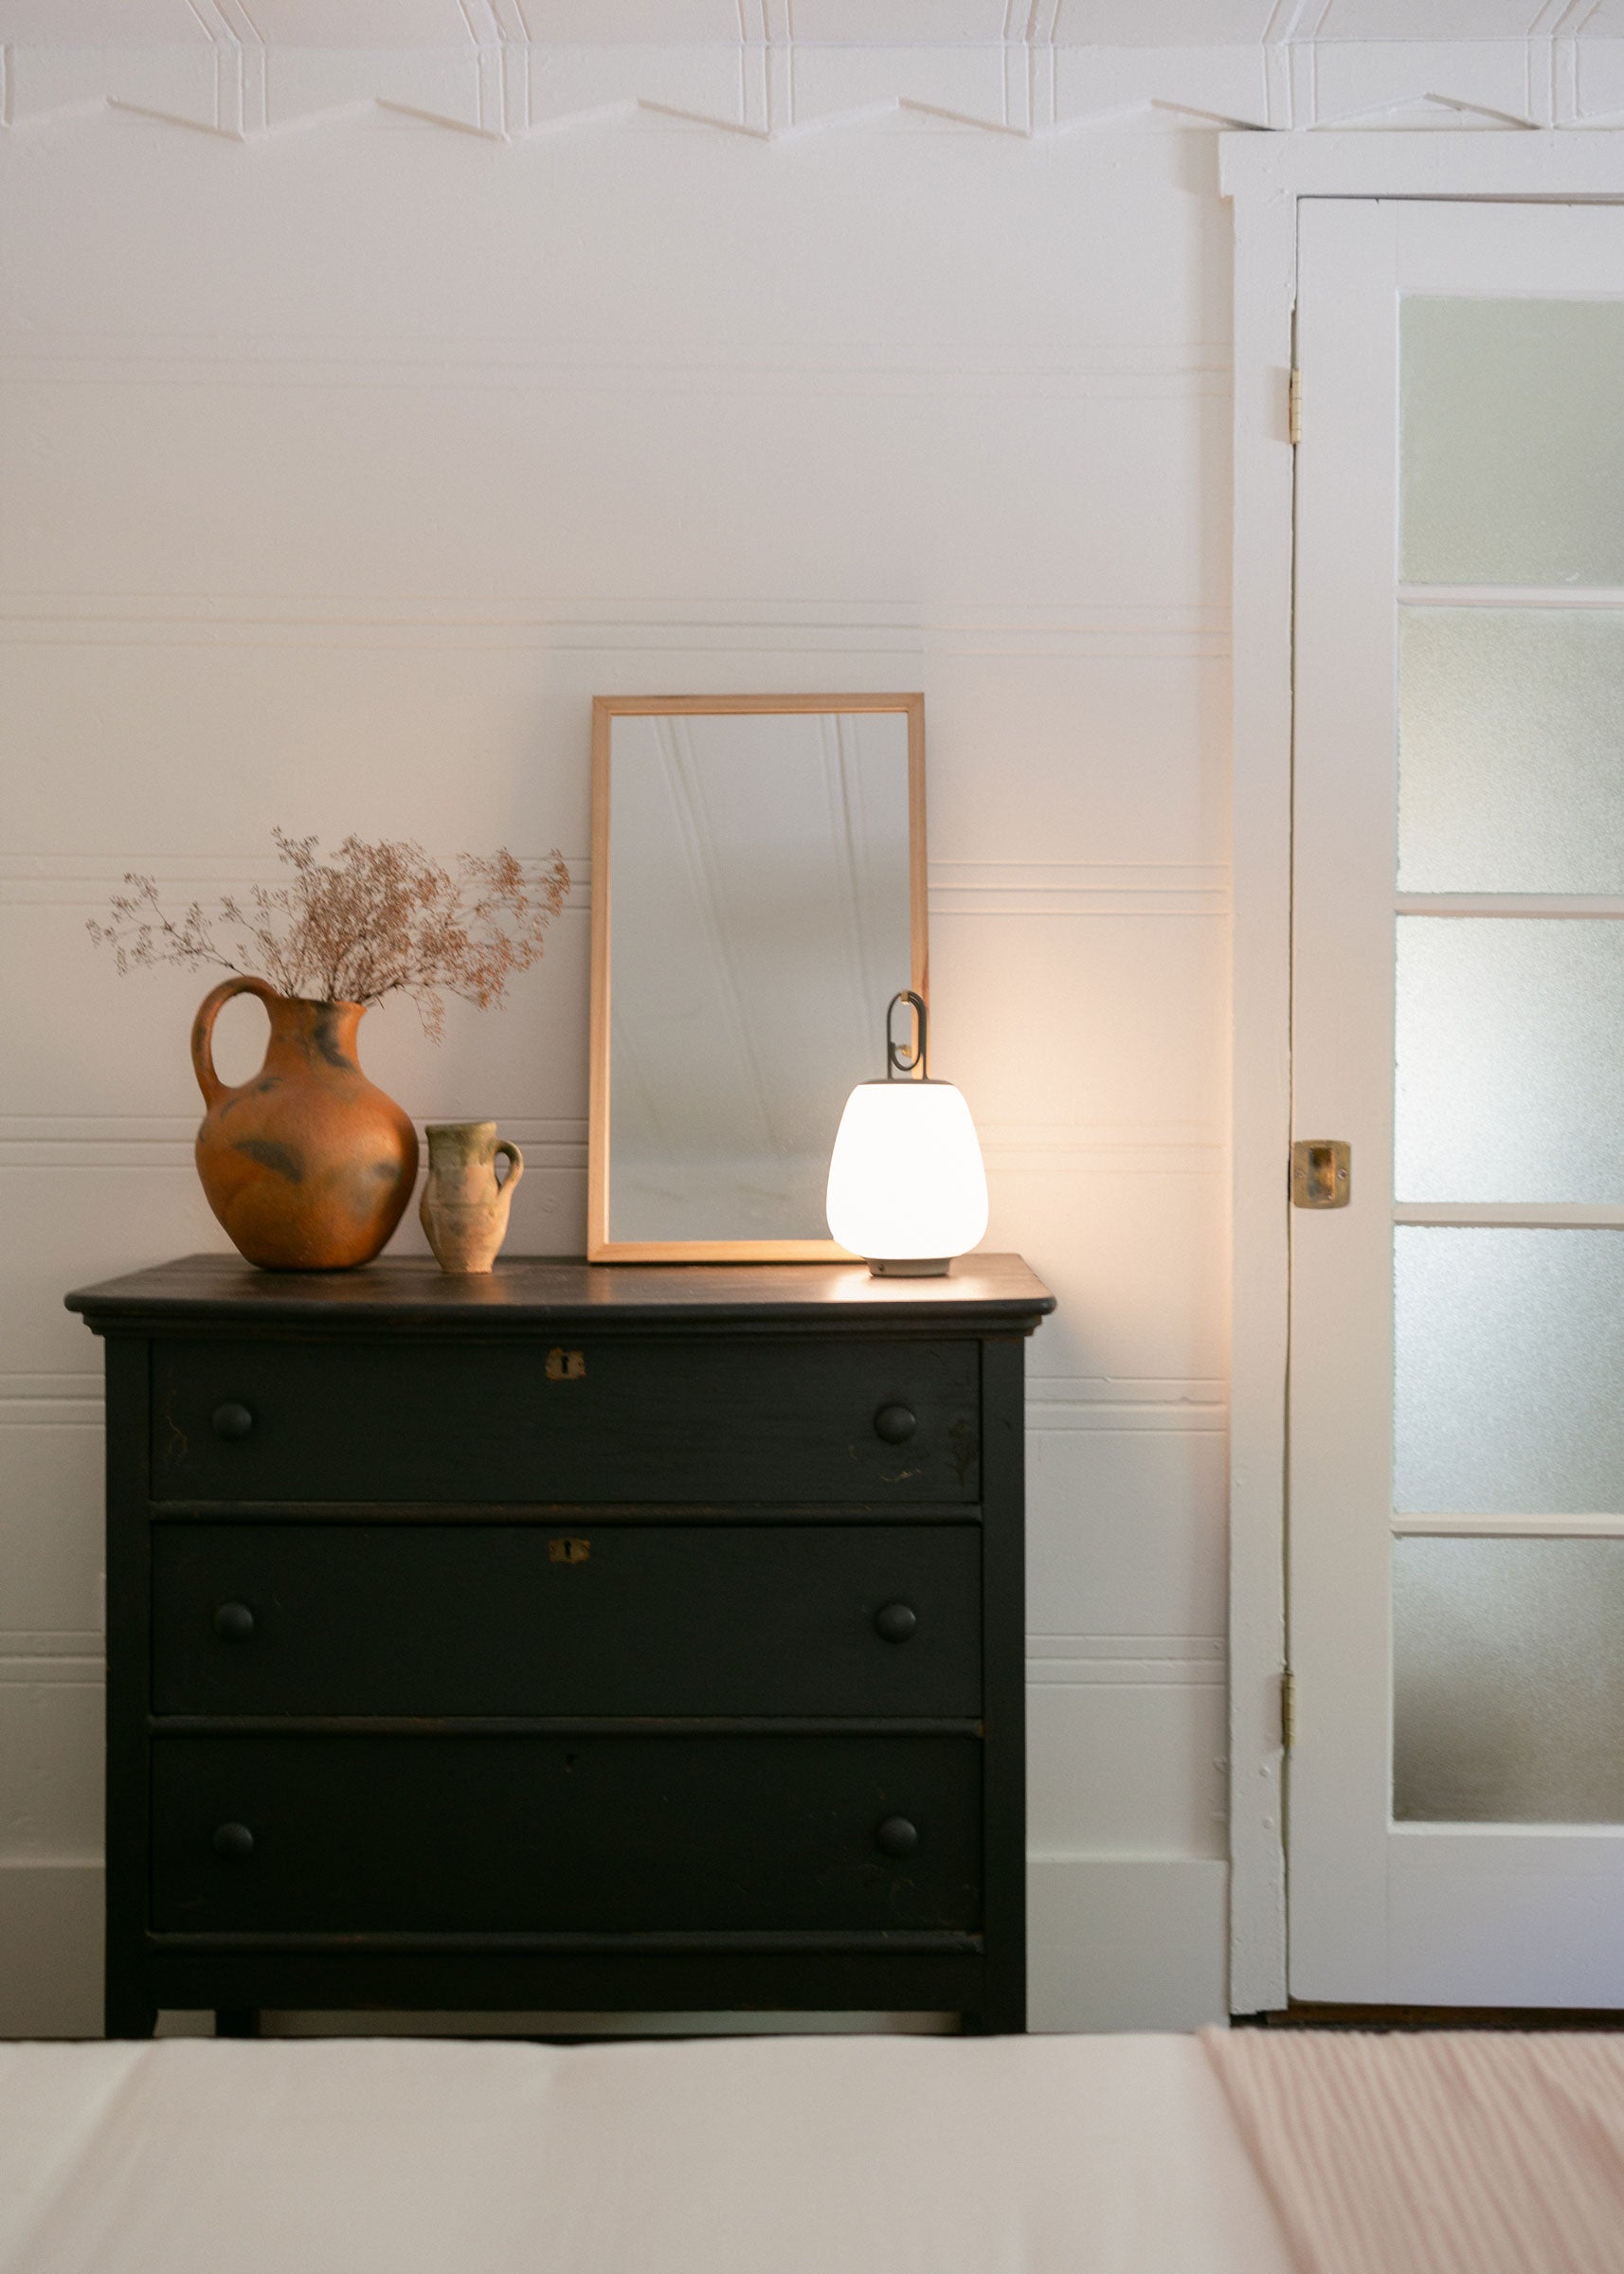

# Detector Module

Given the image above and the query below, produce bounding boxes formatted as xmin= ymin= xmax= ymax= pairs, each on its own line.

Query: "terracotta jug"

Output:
xmin=190 ymin=976 xmax=419 ymax=1271
xmin=419 ymin=1120 xmax=524 ymax=1273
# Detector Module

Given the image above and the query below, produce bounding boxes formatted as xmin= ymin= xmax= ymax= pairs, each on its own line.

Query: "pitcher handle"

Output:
xmin=494 ymin=1138 xmax=525 ymax=1193
xmin=191 ymin=975 xmax=279 ymax=1110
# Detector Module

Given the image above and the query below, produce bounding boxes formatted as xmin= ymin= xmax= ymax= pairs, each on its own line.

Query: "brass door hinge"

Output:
xmin=1291 ymin=1139 xmax=1350 ymax=1209
xmin=1289 ymin=367 xmax=1302 ymax=445
xmin=1281 ymin=1669 xmax=1296 ymax=1752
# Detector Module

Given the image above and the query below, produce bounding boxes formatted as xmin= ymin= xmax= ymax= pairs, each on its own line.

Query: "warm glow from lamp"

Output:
xmin=825 ymin=992 xmax=988 ymax=1277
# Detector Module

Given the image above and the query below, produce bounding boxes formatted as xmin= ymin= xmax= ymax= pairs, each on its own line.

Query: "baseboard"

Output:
xmin=0 ymin=1855 xmax=1231 ymax=2040
xmin=0 ymin=1862 xmax=103 ymax=2038
xmin=1029 ymin=1854 xmax=1228 ymax=2031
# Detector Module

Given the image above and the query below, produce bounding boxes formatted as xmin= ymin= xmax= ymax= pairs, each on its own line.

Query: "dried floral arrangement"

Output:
xmin=89 ymin=830 xmax=570 ymax=1041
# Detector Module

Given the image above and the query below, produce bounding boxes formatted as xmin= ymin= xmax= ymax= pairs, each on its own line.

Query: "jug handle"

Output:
xmin=192 ymin=975 xmax=280 ymax=1110
xmin=495 ymin=1138 xmax=525 ymax=1193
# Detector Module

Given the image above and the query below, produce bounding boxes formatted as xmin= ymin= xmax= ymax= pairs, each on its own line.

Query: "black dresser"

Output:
xmin=67 ymin=1254 xmax=1054 ymax=2039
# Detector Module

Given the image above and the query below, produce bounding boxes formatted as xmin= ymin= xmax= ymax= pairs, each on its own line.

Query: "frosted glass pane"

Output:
xmin=1402 ymin=298 xmax=1624 ymax=585
xmin=1394 ymin=1229 xmax=1624 ymax=1514
xmin=1395 ymin=919 xmax=1624 ymax=1201
xmin=1394 ymin=1537 xmax=1624 ymax=1823
xmin=1398 ymin=609 xmax=1624 ymax=892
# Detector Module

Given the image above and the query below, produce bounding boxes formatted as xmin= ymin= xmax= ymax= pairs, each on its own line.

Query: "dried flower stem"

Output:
xmin=89 ymin=830 xmax=569 ymax=1042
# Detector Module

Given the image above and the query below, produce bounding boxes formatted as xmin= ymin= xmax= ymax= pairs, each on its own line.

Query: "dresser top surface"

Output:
xmin=66 ymin=1253 xmax=1055 ymax=1332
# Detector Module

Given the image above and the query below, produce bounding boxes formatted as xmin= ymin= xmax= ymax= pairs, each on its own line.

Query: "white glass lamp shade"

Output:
xmin=825 ymin=1078 xmax=989 ymax=1276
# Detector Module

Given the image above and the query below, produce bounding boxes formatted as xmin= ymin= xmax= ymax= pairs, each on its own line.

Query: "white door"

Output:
xmin=1291 ymin=198 xmax=1624 ymax=2006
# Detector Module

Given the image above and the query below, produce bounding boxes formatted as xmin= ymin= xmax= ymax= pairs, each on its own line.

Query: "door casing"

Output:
xmin=1221 ymin=130 xmax=1624 ymax=2015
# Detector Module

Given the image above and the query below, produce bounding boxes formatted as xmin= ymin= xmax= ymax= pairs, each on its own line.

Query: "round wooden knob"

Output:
xmin=874 ymin=1601 xmax=917 ymax=1644
xmin=875 ymin=1815 xmax=919 ymax=1858
xmin=213 ymin=1602 xmax=255 ymax=1642
xmin=211 ymin=1402 xmax=254 ymax=1441
xmin=873 ymin=1403 xmax=917 ymax=1445
xmin=212 ymin=1822 xmax=254 ymax=1861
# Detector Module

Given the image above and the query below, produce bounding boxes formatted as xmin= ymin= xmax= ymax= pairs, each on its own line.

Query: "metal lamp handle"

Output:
xmin=886 ymin=990 xmax=928 ymax=1080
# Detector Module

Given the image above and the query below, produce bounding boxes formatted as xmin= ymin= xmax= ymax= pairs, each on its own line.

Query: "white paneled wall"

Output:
xmin=0 ymin=91 xmax=1232 ymax=2033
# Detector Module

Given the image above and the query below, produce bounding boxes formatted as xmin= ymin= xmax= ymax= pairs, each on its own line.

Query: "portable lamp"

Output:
xmin=825 ymin=991 xmax=989 ymax=1276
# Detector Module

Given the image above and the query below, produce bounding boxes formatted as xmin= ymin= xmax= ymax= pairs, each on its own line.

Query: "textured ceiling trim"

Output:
xmin=8 ymin=35 xmax=1624 ymax=138
xmin=4 ymin=5 xmax=1622 ymax=49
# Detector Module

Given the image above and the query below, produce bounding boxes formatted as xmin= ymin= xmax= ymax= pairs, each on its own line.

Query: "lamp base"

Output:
xmin=865 ymin=1256 xmax=950 ymax=1278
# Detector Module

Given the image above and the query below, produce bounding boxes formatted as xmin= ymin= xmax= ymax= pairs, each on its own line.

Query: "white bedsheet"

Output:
xmin=0 ymin=2034 xmax=1295 ymax=2274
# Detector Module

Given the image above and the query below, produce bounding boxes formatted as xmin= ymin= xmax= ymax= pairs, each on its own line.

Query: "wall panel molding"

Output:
xmin=933 ymin=862 xmax=1228 ymax=915
xmin=1 ymin=1633 xmax=1230 ymax=1685
xmin=0 ymin=1117 xmax=588 ymax=1170
xmin=0 ymin=1639 xmax=102 ymax=1680
xmin=1027 ymin=1634 xmax=1223 ymax=1687
xmin=0 ymin=857 xmax=1231 ymax=915
xmin=0 ymin=1370 xmax=1228 ymax=1415
xmin=1026 ymin=1396 xmax=1227 ymax=1434
xmin=0 ymin=1119 xmax=1220 ymax=1168
xmin=0 ymin=601 xmax=1231 ymax=660
xmin=0 ymin=342 xmax=1232 ymax=393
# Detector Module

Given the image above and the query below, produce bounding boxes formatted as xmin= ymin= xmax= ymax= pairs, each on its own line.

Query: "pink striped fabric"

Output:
xmin=1201 ymin=2028 xmax=1624 ymax=2274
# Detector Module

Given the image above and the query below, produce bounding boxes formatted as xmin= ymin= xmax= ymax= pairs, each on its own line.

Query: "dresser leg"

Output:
xmin=104 ymin=1992 xmax=157 ymax=2040
xmin=215 ymin=2008 xmax=261 ymax=2038
xmin=964 ymin=1987 xmax=1027 ymax=2036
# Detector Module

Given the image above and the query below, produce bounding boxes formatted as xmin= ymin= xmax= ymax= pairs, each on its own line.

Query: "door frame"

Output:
xmin=1221 ymin=130 xmax=1624 ymax=2014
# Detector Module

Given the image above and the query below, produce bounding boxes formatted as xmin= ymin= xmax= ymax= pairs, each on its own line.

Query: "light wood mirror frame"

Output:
xmin=588 ymin=693 xmax=928 ymax=1263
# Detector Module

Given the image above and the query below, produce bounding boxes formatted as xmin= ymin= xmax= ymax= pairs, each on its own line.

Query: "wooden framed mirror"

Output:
xmin=587 ymin=694 xmax=927 ymax=1262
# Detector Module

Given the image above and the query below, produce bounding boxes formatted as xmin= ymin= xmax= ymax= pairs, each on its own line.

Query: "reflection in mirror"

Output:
xmin=596 ymin=701 xmax=921 ymax=1254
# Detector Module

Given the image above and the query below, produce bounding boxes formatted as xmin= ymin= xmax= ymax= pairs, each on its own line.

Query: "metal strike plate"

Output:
xmin=549 ymin=1537 xmax=590 ymax=1564
xmin=545 ymin=1347 xmax=586 ymax=1382
xmin=1291 ymin=1139 xmax=1351 ymax=1210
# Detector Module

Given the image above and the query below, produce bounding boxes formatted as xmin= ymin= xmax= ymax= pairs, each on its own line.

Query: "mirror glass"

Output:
xmin=593 ymin=700 xmax=921 ymax=1255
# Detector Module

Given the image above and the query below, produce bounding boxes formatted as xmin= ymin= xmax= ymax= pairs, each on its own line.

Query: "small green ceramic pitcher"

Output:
xmin=419 ymin=1120 xmax=524 ymax=1274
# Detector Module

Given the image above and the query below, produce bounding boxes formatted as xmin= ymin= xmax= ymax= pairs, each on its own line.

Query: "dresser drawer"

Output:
xmin=151 ymin=1734 xmax=982 ymax=1934
xmin=152 ymin=1335 xmax=980 ymax=1506
xmin=152 ymin=1522 xmax=982 ymax=1718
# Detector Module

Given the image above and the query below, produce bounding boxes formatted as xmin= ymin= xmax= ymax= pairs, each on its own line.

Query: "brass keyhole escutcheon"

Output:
xmin=1291 ymin=1139 xmax=1351 ymax=1210
xmin=549 ymin=1537 xmax=591 ymax=1565
xmin=546 ymin=1347 xmax=586 ymax=1382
